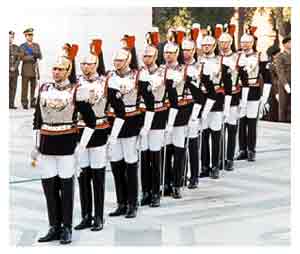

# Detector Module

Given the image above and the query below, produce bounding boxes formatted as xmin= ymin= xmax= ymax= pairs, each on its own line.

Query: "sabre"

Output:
xmin=161 ymin=132 xmax=167 ymax=197
xmin=183 ymin=129 xmax=190 ymax=190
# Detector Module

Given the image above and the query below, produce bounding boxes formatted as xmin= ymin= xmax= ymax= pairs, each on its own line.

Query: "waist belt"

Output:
xmin=214 ymin=86 xmax=225 ymax=94
xmin=232 ymin=84 xmax=241 ymax=94
xmin=77 ymin=118 xmax=110 ymax=129
xmin=248 ymin=77 xmax=260 ymax=87
xmin=178 ymin=98 xmax=193 ymax=106
xmin=106 ymin=110 xmax=141 ymax=118
xmin=40 ymin=127 xmax=78 ymax=136
xmin=125 ymin=105 xmax=137 ymax=112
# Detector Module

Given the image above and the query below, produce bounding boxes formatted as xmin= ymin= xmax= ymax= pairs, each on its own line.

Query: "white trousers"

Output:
xmin=79 ymin=145 xmax=107 ymax=169
xmin=38 ymin=154 xmax=76 ymax=179
xmin=225 ymin=106 xmax=239 ymax=125
xmin=166 ymin=126 xmax=186 ymax=148
xmin=240 ymin=100 xmax=260 ymax=119
xmin=202 ymin=112 xmax=223 ymax=131
xmin=110 ymin=136 xmax=138 ymax=163
xmin=140 ymin=130 xmax=165 ymax=152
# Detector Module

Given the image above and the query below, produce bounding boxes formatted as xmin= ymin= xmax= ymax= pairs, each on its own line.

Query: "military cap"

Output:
xmin=282 ymin=35 xmax=291 ymax=45
xmin=23 ymin=28 xmax=34 ymax=34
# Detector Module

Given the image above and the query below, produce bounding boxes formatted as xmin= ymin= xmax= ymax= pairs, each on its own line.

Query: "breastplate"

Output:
xmin=245 ymin=53 xmax=259 ymax=83
xmin=147 ymin=67 xmax=166 ymax=102
xmin=39 ymin=82 xmax=75 ymax=125
xmin=166 ymin=64 xmax=185 ymax=96
xmin=109 ymin=71 xmax=138 ymax=110
xmin=222 ymin=53 xmax=239 ymax=87
xmin=78 ymin=75 xmax=107 ymax=119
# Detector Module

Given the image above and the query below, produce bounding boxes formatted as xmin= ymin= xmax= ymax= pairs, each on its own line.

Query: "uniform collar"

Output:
xmin=166 ymin=61 xmax=179 ymax=69
xmin=116 ymin=67 xmax=131 ymax=77
xmin=54 ymin=79 xmax=71 ymax=90
xmin=185 ymin=58 xmax=196 ymax=65
xmin=244 ymin=49 xmax=255 ymax=56
xmin=82 ymin=73 xmax=99 ymax=82
xmin=221 ymin=50 xmax=233 ymax=57
xmin=203 ymin=53 xmax=215 ymax=59
xmin=144 ymin=64 xmax=158 ymax=74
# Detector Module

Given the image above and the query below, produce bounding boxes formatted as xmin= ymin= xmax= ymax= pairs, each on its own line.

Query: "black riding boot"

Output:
xmin=211 ymin=130 xmax=221 ymax=179
xmin=60 ymin=177 xmax=74 ymax=244
xmin=163 ymin=144 xmax=174 ymax=196
xmin=188 ymin=137 xmax=199 ymax=189
xmin=91 ymin=169 xmax=105 ymax=231
xmin=74 ymin=168 xmax=93 ymax=230
xmin=200 ymin=129 xmax=210 ymax=177
xmin=140 ymin=150 xmax=152 ymax=206
xmin=150 ymin=151 xmax=161 ymax=207
xmin=247 ymin=118 xmax=257 ymax=161
xmin=236 ymin=117 xmax=248 ymax=160
xmin=172 ymin=146 xmax=186 ymax=199
xmin=226 ymin=124 xmax=237 ymax=171
xmin=38 ymin=176 xmax=62 ymax=243
xmin=125 ymin=162 xmax=138 ymax=218
xmin=109 ymin=160 xmax=128 ymax=216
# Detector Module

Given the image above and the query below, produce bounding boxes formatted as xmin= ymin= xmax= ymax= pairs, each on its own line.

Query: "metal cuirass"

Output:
xmin=39 ymin=82 xmax=75 ymax=126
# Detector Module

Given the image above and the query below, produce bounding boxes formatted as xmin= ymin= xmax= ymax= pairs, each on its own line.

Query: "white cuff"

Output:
xmin=190 ymin=103 xmax=202 ymax=121
xmin=143 ymin=111 xmax=155 ymax=130
xmin=202 ymin=98 xmax=215 ymax=119
xmin=110 ymin=117 xmax=125 ymax=139
xmin=167 ymin=108 xmax=178 ymax=127
xmin=241 ymin=87 xmax=249 ymax=105
xmin=224 ymin=95 xmax=232 ymax=113
xmin=262 ymin=83 xmax=272 ymax=101
xmin=79 ymin=127 xmax=94 ymax=149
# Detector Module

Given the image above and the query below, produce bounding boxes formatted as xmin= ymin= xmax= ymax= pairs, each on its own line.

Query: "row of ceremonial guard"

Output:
xmin=31 ymin=23 xmax=272 ymax=244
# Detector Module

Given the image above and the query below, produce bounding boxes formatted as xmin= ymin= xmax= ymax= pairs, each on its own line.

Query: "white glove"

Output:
xmin=190 ymin=103 xmax=202 ymax=121
xmin=239 ymin=87 xmax=249 ymax=117
xmin=261 ymin=83 xmax=272 ymax=105
xmin=201 ymin=98 xmax=215 ymax=121
xmin=30 ymin=147 xmax=40 ymax=167
xmin=259 ymin=102 xmax=270 ymax=119
xmin=107 ymin=117 xmax=125 ymax=145
xmin=75 ymin=126 xmax=94 ymax=162
xmin=140 ymin=111 xmax=155 ymax=136
xmin=188 ymin=118 xmax=200 ymax=131
xmin=275 ymin=93 xmax=279 ymax=101
xmin=165 ymin=108 xmax=178 ymax=134
xmin=31 ymin=130 xmax=40 ymax=167
xmin=165 ymin=124 xmax=174 ymax=134
xmin=284 ymin=83 xmax=291 ymax=94
xmin=224 ymin=95 xmax=232 ymax=119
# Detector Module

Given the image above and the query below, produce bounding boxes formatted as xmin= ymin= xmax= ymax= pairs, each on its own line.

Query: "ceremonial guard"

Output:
xmin=106 ymin=35 xmax=142 ymax=218
xmin=31 ymin=45 xmax=96 ymax=244
xmin=217 ymin=24 xmax=248 ymax=171
xmin=198 ymin=25 xmax=232 ymax=179
xmin=138 ymin=28 xmax=169 ymax=207
xmin=162 ymin=27 xmax=192 ymax=199
xmin=181 ymin=24 xmax=204 ymax=189
xmin=74 ymin=39 xmax=108 ymax=232
xmin=236 ymin=26 xmax=272 ymax=162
